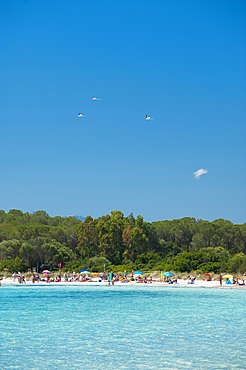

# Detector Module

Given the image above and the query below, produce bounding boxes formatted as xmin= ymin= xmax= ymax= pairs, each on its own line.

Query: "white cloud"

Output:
xmin=193 ymin=168 xmax=208 ymax=180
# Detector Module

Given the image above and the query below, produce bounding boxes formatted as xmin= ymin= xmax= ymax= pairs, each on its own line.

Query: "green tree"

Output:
xmin=19 ymin=242 xmax=37 ymax=268
xmin=0 ymin=239 xmax=21 ymax=261
xmin=77 ymin=216 xmax=99 ymax=259
xmin=0 ymin=256 xmax=25 ymax=272
xmin=227 ymin=253 xmax=246 ymax=273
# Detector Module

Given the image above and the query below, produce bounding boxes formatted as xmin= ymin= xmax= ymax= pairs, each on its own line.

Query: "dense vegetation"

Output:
xmin=0 ymin=209 xmax=245 ymax=274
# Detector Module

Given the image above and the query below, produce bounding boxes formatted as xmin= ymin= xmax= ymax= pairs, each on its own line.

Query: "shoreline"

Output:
xmin=1 ymin=277 xmax=245 ymax=289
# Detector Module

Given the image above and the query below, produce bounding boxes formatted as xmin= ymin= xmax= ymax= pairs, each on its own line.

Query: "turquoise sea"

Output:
xmin=1 ymin=284 xmax=245 ymax=369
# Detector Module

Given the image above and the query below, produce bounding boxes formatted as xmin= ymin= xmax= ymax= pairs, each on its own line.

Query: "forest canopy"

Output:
xmin=0 ymin=209 xmax=245 ymax=274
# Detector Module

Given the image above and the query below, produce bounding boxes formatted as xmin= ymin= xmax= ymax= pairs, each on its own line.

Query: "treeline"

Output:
xmin=0 ymin=210 xmax=80 ymax=272
xmin=0 ymin=209 xmax=246 ymax=274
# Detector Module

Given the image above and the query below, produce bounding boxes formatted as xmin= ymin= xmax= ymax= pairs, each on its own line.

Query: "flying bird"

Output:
xmin=193 ymin=168 xmax=208 ymax=180
xmin=89 ymin=97 xmax=101 ymax=101
xmin=78 ymin=113 xmax=87 ymax=117
xmin=144 ymin=115 xmax=155 ymax=120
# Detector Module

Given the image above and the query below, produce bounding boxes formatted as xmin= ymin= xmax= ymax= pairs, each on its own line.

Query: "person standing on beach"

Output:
xmin=18 ymin=272 xmax=21 ymax=284
xmin=219 ymin=274 xmax=222 ymax=286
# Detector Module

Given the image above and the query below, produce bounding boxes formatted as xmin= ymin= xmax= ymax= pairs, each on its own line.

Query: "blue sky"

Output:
xmin=1 ymin=0 xmax=245 ymax=223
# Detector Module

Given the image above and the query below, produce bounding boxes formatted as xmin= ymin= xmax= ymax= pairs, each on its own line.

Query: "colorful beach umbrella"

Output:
xmin=204 ymin=274 xmax=210 ymax=276
xmin=42 ymin=270 xmax=51 ymax=274
xmin=80 ymin=269 xmax=90 ymax=273
xmin=222 ymin=274 xmax=233 ymax=279
xmin=163 ymin=272 xmax=174 ymax=277
xmin=133 ymin=271 xmax=142 ymax=274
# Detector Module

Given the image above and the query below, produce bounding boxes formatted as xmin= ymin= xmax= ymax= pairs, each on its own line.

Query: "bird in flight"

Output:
xmin=89 ymin=97 xmax=101 ymax=101
xmin=144 ymin=115 xmax=155 ymax=120
xmin=78 ymin=113 xmax=87 ymax=117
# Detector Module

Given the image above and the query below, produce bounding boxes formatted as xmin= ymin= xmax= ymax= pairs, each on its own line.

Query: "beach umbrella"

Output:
xmin=91 ymin=273 xmax=100 ymax=276
xmin=163 ymin=272 xmax=174 ymax=277
xmin=133 ymin=271 xmax=142 ymax=274
xmin=42 ymin=270 xmax=51 ymax=274
xmin=222 ymin=274 xmax=233 ymax=279
xmin=80 ymin=269 xmax=90 ymax=274
xmin=204 ymin=274 xmax=210 ymax=276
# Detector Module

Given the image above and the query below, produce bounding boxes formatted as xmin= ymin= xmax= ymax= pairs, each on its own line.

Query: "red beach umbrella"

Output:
xmin=204 ymin=274 xmax=210 ymax=276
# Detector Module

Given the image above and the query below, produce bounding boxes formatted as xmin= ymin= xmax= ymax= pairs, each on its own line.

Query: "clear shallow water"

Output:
xmin=0 ymin=285 xmax=245 ymax=369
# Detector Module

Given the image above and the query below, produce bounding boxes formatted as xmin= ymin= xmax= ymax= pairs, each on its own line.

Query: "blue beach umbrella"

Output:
xmin=133 ymin=271 xmax=143 ymax=275
xmin=163 ymin=272 xmax=174 ymax=277
xmin=80 ymin=269 xmax=90 ymax=273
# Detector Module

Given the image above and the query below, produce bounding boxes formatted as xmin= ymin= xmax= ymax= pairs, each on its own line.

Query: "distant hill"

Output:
xmin=74 ymin=215 xmax=85 ymax=222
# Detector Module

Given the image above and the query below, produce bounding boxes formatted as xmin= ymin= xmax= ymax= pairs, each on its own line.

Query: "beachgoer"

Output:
xmin=108 ymin=273 xmax=112 ymax=285
xmin=12 ymin=272 xmax=16 ymax=281
xmin=109 ymin=272 xmax=113 ymax=283
xmin=100 ymin=272 xmax=103 ymax=281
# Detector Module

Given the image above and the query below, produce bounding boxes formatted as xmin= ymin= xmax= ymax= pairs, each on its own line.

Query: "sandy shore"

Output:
xmin=1 ymin=277 xmax=245 ymax=288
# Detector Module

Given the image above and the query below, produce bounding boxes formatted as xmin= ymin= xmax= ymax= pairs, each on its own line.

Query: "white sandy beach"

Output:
xmin=1 ymin=277 xmax=245 ymax=289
